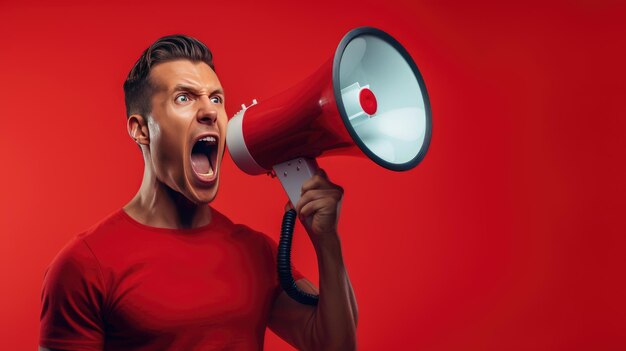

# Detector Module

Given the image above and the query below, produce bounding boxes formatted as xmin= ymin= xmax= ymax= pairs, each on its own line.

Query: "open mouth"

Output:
xmin=190 ymin=135 xmax=218 ymax=181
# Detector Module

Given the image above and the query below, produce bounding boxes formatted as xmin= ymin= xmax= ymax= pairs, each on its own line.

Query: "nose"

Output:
xmin=196 ymin=96 xmax=218 ymax=125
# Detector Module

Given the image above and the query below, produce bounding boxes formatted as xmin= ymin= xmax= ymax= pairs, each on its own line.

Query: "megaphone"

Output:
xmin=226 ymin=26 xmax=432 ymax=305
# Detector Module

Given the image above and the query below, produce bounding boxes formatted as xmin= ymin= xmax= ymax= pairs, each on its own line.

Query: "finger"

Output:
xmin=301 ymin=171 xmax=341 ymax=194
xmin=295 ymin=188 xmax=343 ymax=215
xmin=301 ymin=175 xmax=326 ymax=193
xmin=301 ymin=168 xmax=329 ymax=192
xmin=299 ymin=197 xmax=338 ymax=219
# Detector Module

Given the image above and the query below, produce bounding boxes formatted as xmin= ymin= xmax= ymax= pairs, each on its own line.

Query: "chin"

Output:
xmin=189 ymin=179 xmax=220 ymax=205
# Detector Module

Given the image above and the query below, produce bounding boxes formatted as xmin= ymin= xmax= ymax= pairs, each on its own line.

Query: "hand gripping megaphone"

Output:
xmin=226 ymin=27 xmax=432 ymax=305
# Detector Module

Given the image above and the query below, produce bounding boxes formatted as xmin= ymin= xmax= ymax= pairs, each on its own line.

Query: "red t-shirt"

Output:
xmin=40 ymin=208 xmax=304 ymax=350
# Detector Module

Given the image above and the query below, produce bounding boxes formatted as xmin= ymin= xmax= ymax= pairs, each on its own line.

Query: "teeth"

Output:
xmin=199 ymin=167 xmax=214 ymax=177
xmin=199 ymin=136 xmax=217 ymax=144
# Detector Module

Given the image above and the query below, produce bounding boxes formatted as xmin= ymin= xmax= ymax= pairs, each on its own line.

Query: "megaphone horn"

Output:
xmin=228 ymin=27 xmax=431 ymax=204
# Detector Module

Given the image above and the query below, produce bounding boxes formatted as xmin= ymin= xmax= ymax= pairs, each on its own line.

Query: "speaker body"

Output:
xmin=227 ymin=58 xmax=357 ymax=175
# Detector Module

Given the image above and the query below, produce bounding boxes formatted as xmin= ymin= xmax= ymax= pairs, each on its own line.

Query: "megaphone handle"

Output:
xmin=273 ymin=157 xmax=320 ymax=208
xmin=273 ymin=157 xmax=321 ymax=305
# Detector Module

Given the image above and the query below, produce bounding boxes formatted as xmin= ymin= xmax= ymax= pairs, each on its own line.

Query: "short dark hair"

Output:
xmin=123 ymin=34 xmax=215 ymax=119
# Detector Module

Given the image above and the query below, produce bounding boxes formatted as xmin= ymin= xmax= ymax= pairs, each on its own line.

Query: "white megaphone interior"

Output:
xmin=339 ymin=34 xmax=427 ymax=165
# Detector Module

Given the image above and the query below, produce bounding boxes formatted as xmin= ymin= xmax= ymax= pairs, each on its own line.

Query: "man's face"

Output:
xmin=145 ymin=59 xmax=227 ymax=204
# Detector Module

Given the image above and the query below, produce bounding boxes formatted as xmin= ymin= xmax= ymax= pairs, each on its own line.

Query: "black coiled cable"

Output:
xmin=277 ymin=209 xmax=319 ymax=306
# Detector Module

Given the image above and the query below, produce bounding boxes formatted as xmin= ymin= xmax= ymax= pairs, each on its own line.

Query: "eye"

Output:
xmin=175 ymin=94 xmax=190 ymax=103
xmin=210 ymin=96 xmax=223 ymax=104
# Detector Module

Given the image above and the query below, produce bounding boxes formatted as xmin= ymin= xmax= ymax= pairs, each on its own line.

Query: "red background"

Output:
xmin=1 ymin=0 xmax=625 ymax=350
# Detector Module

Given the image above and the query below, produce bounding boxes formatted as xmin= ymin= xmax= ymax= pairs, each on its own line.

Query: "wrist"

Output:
xmin=312 ymin=233 xmax=343 ymax=259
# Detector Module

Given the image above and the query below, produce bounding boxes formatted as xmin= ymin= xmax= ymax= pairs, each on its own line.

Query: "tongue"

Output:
xmin=191 ymin=153 xmax=210 ymax=174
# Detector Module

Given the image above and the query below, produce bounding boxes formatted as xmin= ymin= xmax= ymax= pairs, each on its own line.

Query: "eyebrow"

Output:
xmin=172 ymin=84 xmax=224 ymax=96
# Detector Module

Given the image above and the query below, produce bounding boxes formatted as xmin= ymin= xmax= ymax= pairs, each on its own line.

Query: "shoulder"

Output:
xmin=43 ymin=209 xmax=127 ymax=286
xmin=41 ymin=235 xmax=107 ymax=325
xmin=44 ymin=235 xmax=104 ymax=290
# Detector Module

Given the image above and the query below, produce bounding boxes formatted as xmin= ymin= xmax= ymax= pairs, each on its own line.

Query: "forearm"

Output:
xmin=309 ymin=233 xmax=358 ymax=351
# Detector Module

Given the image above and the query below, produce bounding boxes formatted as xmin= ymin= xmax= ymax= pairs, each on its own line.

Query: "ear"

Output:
xmin=127 ymin=114 xmax=150 ymax=146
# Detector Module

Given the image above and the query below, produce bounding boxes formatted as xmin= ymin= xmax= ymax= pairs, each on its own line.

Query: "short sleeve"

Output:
xmin=40 ymin=237 xmax=106 ymax=350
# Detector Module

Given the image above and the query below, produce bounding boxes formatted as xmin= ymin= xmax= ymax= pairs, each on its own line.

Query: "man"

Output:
xmin=39 ymin=35 xmax=357 ymax=350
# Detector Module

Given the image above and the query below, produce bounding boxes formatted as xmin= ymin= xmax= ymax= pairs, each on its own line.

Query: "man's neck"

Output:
xmin=123 ymin=167 xmax=212 ymax=230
